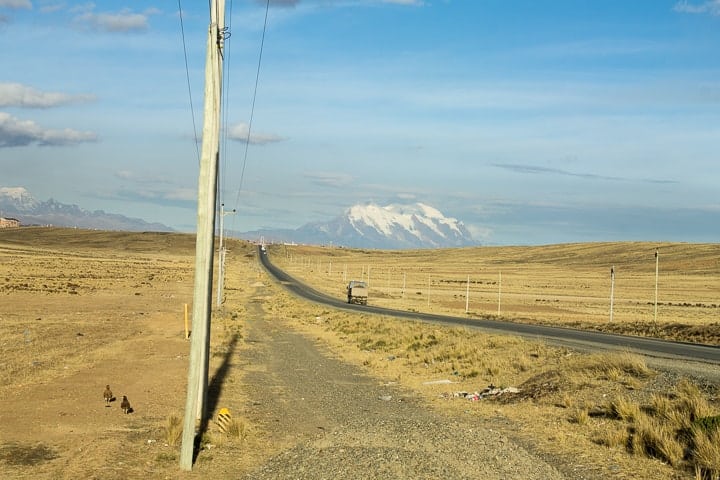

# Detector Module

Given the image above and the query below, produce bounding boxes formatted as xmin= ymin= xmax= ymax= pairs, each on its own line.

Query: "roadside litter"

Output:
xmin=440 ymin=384 xmax=520 ymax=401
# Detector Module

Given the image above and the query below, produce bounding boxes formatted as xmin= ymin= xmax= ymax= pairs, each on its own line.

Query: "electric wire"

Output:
xmin=177 ymin=0 xmax=201 ymax=165
xmin=219 ymin=0 xmax=234 ymax=215
xmin=231 ymin=0 xmax=271 ymax=230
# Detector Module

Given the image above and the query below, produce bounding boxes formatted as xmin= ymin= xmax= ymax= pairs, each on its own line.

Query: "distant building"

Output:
xmin=0 ymin=217 xmax=20 ymax=228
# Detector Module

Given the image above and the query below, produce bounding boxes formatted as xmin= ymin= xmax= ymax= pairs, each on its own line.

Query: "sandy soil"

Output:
xmin=0 ymin=229 xmax=566 ymax=479
xmin=0 ymin=230 xmax=197 ymax=479
xmin=0 ymin=228 xmax=711 ymax=479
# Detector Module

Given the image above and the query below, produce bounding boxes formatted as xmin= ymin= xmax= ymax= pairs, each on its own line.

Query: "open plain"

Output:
xmin=1 ymin=227 xmax=718 ymax=479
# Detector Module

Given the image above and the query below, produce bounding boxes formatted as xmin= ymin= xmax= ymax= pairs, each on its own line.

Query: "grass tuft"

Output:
xmin=569 ymin=407 xmax=589 ymax=425
xmin=691 ymin=426 xmax=720 ymax=479
xmin=164 ymin=414 xmax=183 ymax=447
xmin=611 ymin=396 xmax=641 ymax=423
xmin=223 ymin=417 xmax=247 ymax=440
xmin=677 ymin=379 xmax=713 ymax=421
xmin=631 ymin=414 xmax=684 ymax=467
xmin=592 ymin=424 xmax=627 ymax=449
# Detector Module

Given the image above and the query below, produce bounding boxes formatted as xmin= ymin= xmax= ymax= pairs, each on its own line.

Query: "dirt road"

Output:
xmin=236 ymin=286 xmax=568 ymax=479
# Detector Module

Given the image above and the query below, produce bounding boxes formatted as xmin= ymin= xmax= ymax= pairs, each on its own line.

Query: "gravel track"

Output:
xmin=237 ymin=291 xmax=569 ymax=480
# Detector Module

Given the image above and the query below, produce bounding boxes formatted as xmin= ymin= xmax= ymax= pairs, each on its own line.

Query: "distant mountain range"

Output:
xmin=1 ymin=187 xmax=475 ymax=248
xmin=238 ymin=202 xmax=477 ymax=249
xmin=0 ymin=187 xmax=173 ymax=232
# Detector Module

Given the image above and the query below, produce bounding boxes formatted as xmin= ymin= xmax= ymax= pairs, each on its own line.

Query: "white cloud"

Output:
xmin=674 ymin=0 xmax=720 ymax=15
xmin=0 ymin=0 xmax=31 ymax=9
xmin=164 ymin=188 xmax=196 ymax=202
xmin=113 ymin=170 xmax=172 ymax=185
xmin=0 ymin=111 xmax=97 ymax=147
xmin=466 ymin=224 xmax=493 ymax=241
xmin=112 ymin=187 xmax=197 ymax=208
xmin=74 ymin=7 xmax=155 ymax=33
xmin=227 ymin=122 xmax=284 ymax=145
xmin=0 ymin=83 xmax=95 ymax=108
xmin=39 ymin=3 xmax=64 ymax=14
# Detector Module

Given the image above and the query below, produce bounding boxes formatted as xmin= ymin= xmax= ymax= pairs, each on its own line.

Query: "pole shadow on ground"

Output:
xmin=192 ymin=332 xmax=239 ymax=462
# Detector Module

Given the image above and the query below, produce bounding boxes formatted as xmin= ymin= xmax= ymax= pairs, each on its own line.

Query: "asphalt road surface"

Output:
xmin=258 ymin=246 xmax=720 ymax=366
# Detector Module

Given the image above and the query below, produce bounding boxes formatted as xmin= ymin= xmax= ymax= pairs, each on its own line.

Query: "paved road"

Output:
xmin=258 ymin=246 xmax=720 ymax=365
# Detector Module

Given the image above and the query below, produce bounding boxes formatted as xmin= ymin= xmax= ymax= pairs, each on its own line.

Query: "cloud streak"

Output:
xmin=0 ymin=0 xmax=31 ymax=9
xmin=0 ymin=83 xmax=96 ymax=108
xmin=492 ymin=163 xmax=678 ymax=185
xmin=0 ymin=112 xmax=97 ymax=147
xmin=73 ymin=7 xmax=157 ymax=33
xmin=674 ymin=0 xmax=720 ymax=15
xmin=304 ymin=171 xmax=354 ymax=188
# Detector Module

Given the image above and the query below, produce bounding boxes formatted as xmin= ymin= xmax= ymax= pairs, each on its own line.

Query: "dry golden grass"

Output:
xmin=164 ymin=414 xmax=183 ymax=447
xmin=568 ymin=407 xmax=590 ymax=425
xmin=611 ymin=396 xmax=642 ymax=422
xmin=630 ymin=413 xmax=685 ymax=467
xmin=0 ymin=227 xmax=260 ymax=479
xmin=222 ymin=417 xmax=247 ymax=440
xmin=592 ymin=423 xmax=627 ymax=448
xmin=692 ymin=426 xmax=720 ymax=480
xmin=269 ymin=241 xmax=720 ymax=344
xmin=2 ymin=228 xmax=717 ymax=479
xmin=262 ymin=240 xmax=720 ymax=478
xmin=678 ymin=378 xmax=715 ymax=420
xmin=266 ymin=267 xmax=720 ymax=479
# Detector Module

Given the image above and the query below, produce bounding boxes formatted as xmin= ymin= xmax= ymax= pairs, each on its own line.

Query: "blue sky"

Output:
xmin=1 ymin=0 xmax=718 ymax=245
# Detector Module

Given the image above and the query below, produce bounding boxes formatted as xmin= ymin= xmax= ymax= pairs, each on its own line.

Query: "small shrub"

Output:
xmin=693 ymin=415 xmax=720 ymax=435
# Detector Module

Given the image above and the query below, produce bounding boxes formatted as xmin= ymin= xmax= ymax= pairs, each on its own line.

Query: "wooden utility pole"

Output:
xmin=465 ymin=275 xmax=470 ymax=314
xmin=609 ymin=266 xmax=615 ymax=322
xmin=216 ymin=203 xmax=236 ymax=307
xmin=497 ymin=271 xmax=502 ymax=316
xmin=653 ymin=248 xmax=659 ymax=330
xmin=180 ymin=0 xmax=226 ymax=470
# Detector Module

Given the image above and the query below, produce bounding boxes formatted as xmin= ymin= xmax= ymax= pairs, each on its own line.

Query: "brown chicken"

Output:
xmin=120 ymin=395 xmax=132 ymax=414
xmin=103 ymin=385 xmax=113 ymax=405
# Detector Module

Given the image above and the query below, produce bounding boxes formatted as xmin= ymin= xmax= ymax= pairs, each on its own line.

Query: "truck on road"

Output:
xmin=346 ymin=280 xmax=368 ymax=305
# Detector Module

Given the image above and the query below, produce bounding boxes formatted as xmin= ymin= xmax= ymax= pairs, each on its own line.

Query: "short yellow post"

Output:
xmin=184 ymin=303 xmax=189 ymax=339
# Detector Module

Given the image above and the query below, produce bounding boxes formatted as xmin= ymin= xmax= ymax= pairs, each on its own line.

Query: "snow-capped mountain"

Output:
xmin=0 ymin=187 xmax=173 ymax=232
xmin=242 ymin=202 xmax=476 ymax=249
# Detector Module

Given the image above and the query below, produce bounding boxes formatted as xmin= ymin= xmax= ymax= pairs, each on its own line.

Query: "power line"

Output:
xmin=231 ymin=0 xmax=271 ymax=227
xmin=177 ymin=0 xmax=201 ymax=164
xmin=219 ymin=0 xmax=234 ymax=210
